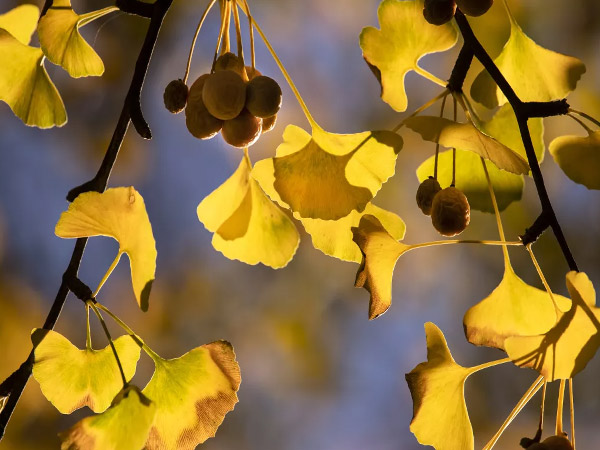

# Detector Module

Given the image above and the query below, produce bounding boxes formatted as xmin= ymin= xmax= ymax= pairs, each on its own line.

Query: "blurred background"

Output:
xmin=1 ymin=0 xmax=600 ymax=448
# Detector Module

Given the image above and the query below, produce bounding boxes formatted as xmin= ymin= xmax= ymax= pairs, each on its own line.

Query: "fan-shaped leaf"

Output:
xmin=55 ymin=187 xmax=157 ymax=311
xmin=549 ymin=131 xmax=600 ymax=190
xmin=143 ymin=341 xmax=241 ymax=450
xmin=38 ymin=0 xmax=118 ymax=78
xmin=0 ymin=4 xmax=39 ymax=45
xmin=32 ymin=329 xmax=140 ymax=414
xmin=360 ymin=0 xmax=458 ymax=111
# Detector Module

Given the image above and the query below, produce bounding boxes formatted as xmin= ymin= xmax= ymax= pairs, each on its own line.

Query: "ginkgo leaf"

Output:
xmin=59 ymin=385 xmax=156 ymax=450
xmin=38 ymin=0 xmax=118 ymax=78
xmin=406 ymin=322 xmax=478 ymax=450
xmin=55 ymin=187 xmax=157 ymax=311
xmin=252 ymin=125 xmax=403 ymax=220
xmin=197 ymin=155 xmax=299 ymax=269
xmin=0 ymin=29 xmax=67 ymax=128
xmin=31 ymin=329 xmax=141 ymax=414
xmin=360 ymin=0 xmax=458 ymax=111
xmin=0 ymin=4 xmax=39 ymax=45
xmin=505 ymin=271 xmax=600 ymax=382
xmin=352 ymin=214 xmax=409 ymax=319
xmin=470 ymin=20 xmax=585 ymax=108
xmin=416 ymin=105 xmax=544 ymax=212
xmin=463 ymin=259 xmax=571 ymax=350
xmin=406 ymin=116 xmax=530 ymax=175
xmin=301 ymin=203 xmax=405 ymax=263
xmin=549 ymin=131 xmax=600 ymax=190
xmin=143 ymin=341 xmax=241 ymax=450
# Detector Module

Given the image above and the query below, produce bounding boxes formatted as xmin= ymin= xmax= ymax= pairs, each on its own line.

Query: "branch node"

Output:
xmin=520 ymin=211 xmax=551 ymax=246
xmin=63 ymin=274 xmax=94 ymax=303
xmin=522 ymin=99 xmax=570 ymax=118
xmin=128 ymin=94 xmax=152 ymax=139
xmin=66 ymin=178 xmax=103 ymax=202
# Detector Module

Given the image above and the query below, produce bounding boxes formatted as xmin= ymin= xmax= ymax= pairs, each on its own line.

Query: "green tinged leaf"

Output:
xmin=55 ymin=187 xmax=157 ymax=311
xmin=38 ymin=0 xmax=118 ymax=78
xmin=406 ymin=116 xmax=530 ymax=175
xmin=549 ymin=131 xmax=600 ymax=190
xmin=252 ymin=124 xmax=403 ymax=220
xmin=32 ymin=329 xmax=141 ymax=414
xmin=470 ymin=19 xmax=585 ymax=108
xmin=406 ymin=323 xmax=476 ymax=450
xmin=143 ymin=341 xmax=241 ymax=450
xmin=0 ymin=4 xmax=39 ymax=45
xmin=59 ymin=385 xmax=156 ymax=450
xmin=197 ymin=155 xmax=299 ymax=269
xmin=360 ymin=0 xmax=458 ymax=111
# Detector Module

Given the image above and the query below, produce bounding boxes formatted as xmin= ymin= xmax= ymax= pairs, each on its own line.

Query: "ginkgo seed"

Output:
xmin=163 ymin=79 xmax=188 ymax=114
xmin=222 ymin=109 xmax=263 ymax=148
xmin=202 ymin=70 xmax=247 ymax=120
xmin=245 ymin=75 xmax=283 ymax=119
xmin=214 ymin=52 xmax=246 ymax=78
xmin=261 ymin=114 xmax=277 ymax=134
xmin=416 ymin=176 xmax=442 ymax=215
xmin=423 ymin=0 xmax=457 ymax=25
xmin=245 ymin=66 xmax=262 ymax=80
xmin=185 ymin=74 xmax=223 ymax=140
xmin=540 ymin=435 xmax=574 ymax=450
xmin=430 ymin=186 xmax=470 ymax=236
xmin=455 ymin=0 xmax=493 ymax=17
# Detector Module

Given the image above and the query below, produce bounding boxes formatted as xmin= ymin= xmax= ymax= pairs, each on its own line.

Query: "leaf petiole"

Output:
xmin=392 ymin=89 xmax=449 ymax=132
xmin=182 ymin=0 xmax=217 ymax=84
xmin=413 ymin=65 xmax=447 ymax=88
xmin=93 ymin=252 xmax=122 ymax=299
xmin=568 ymin=108 xmax=600 ymax=129
xmin=407 ymin=239 xmax=522 ymax=251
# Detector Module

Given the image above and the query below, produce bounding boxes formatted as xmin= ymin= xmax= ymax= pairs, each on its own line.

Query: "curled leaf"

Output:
xmin=55 ymin=187 xmax=157 ymax=311
xmin=360 ymin=0 xmax=458 ymax=111
xmin=143 ymin=341 xmax=241 ymax=450
xmin=549 ymin=131 xmax=600 ymax=190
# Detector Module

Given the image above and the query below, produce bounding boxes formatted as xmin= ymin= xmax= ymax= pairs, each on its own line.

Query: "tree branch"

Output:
xmin=0 ymin=0 xmax=174 ymax=439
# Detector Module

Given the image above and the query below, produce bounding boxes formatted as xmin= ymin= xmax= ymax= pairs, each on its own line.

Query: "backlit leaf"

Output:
xmin=32 ymin=329 xmax=140 ymax=414
xmin=59 ymin=385 xmax=156 ymax=450
xmin=406 ymin=323 xmax=477 ymax=450
xmin=38 ymin=0 xmax=118 ymax=78
xmin=505 ymin=271 xmax=600 ymax=381
xmin=463 ymin=259 xmax=571 ymax=350
xmin=360 ymin=0 xmax=458 ymax=111
xmin=549 ymin=131 xmax=600 ymax=190
xmin=143 ymin=341 xmax=241 ymax=450
xmin=197 ymin=155 xmax=299 ymax=269
xmin=406 ymin=116 xmax=530 ymax=175
xmin=0 ymin=4 xmax=39 ymax=45
xmin=55 ymin=187 xmax=157 ymax=311
xmin=252 ymin=124 xmax=403 ymax=220
xmin=352 ymin=214 xmax=409 ymax=319
xmin=0 ymin=29 xmax=67 ymax=128
xmin=470 ymin=20 xmax=585 ymax=108
xmin=416 ymin=105 xmax=544 ymax=212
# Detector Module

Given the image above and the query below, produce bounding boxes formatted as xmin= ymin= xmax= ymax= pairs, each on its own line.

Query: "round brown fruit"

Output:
xmin=185 ymin=74 xmax=223 ymax=140
xmin=416 ymin=177 xmax=442 ymax=215
xmin=222 ymin=109 xmax=262 ymax=148
xmin=540 ymin=435 xmax=573 ymax=450
xmin=245 ymin=75 xmax=282 ymax=119
xmin=214 ymin=52 xmax=245 ymax=77
xmin=245 ymin=66 xmax=262 ymax=81
xmin=431 ymin=186 xmax=470 ymax=236
xmin=202 ymin=70 xmax=247 ymax=120
xmin=163 ymin=79 xmax=188 ymax=114
xmin=423 ymin=0 xmax=457 ymax=25
xmin=261 ymin=114 xmax=277 ymax=134
xmin=455 ymin=0 xmax=493 ymax=16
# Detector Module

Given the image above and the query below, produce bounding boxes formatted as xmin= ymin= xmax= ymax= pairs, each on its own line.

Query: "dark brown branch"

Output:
xmin=0 ymin=0 xmax=174 ymax=439
xmin=453 ymin=10 xmax=578 ymax=272
xmin=116 ymin=0 xmax=154 ymax=18
xmin=447 ymin=43 xmax=474 ymax=93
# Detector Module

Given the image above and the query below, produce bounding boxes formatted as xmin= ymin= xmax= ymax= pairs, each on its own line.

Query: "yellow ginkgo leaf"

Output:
xmin=38 ymin=0 xmax=118 ymax=78
xmin=0 ymin=4 xmax=39 ymax=45
xmin=352 ymin=214 xmax=409 ymax=319
xmin=252 ymin=125 xmax=403 ymax=220
xmin=0 ymin=29 xmax=67 ymax=128
xmin=59 ymin=385 xmax=156 ymax=450
xmin=301 ymin=203 xmax=405 ymax=263
xmin=549 ymin=131 xmax=600 ymax=190
xmin=197 ymin=155 xmax=299 ymax=269
xmin=55 ymin=187 xmax=157 ymax=311
xmin=406 ymin=322 xmax=478 ymax=450
xmin=406 ymin=116 xmax=530 ymax=175
xmin=470 ymin=19 xmax=585 ymax=108
xmin=505 ymin=271 xmax=600 ymax=382
xmin=360 ymin=0 xmax=458 ymax=111
xmin=463 ymin=259 xmax=571 ymax=350
xmin=32 ymin=329 xmax=140 ymax=414
xmin=143 ymin=341 xmax=241 ymax=450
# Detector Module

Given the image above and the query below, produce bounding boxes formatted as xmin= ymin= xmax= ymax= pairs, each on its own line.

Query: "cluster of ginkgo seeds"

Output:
xmin=423 ymin=0 xmax=493 ymax=25
xmin=524 ymin=434 xmax=574 ymax=450
xmin=163 ymin=51 xmax=282 ymax=148
xmin=416 ymin=177 xmax=470 ymax=236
